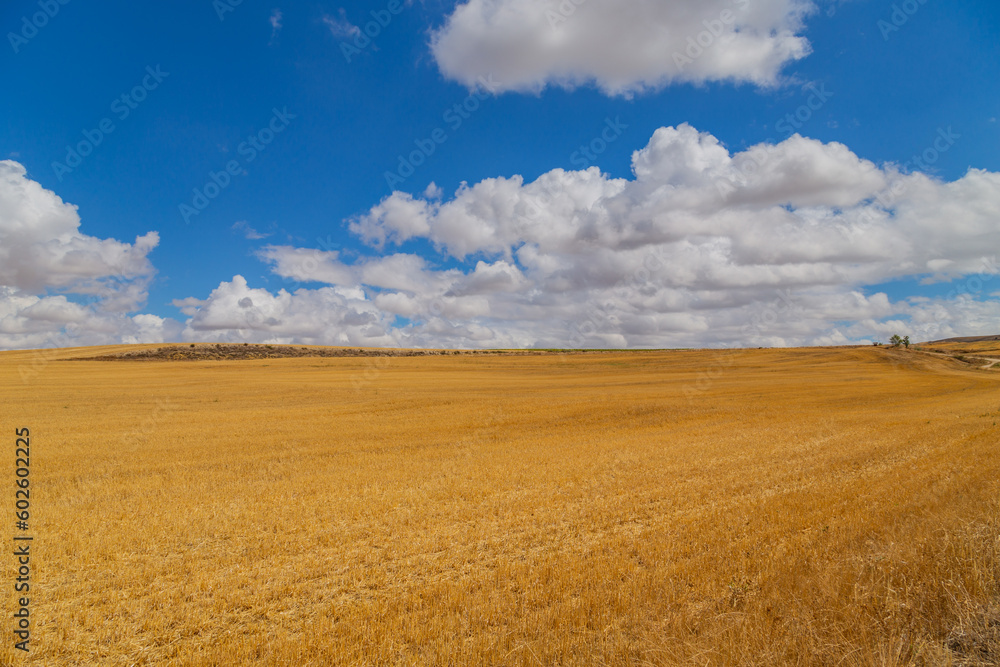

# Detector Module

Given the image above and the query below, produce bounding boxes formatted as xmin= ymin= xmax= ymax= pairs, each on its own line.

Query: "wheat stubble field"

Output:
xmin=1 ymin=345 xmax=999 ymax=666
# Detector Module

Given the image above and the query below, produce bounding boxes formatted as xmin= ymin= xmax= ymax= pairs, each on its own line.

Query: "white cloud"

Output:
xmin=349 ymin=192 xmax=434 ymax=250
xmin=4 ymin=126 xmax=999 ymax=352
xmin=174 ymin=275 xmax=399 ymax=346
xmin=430 ymin=0 xmax=814 ymax=96
xmin=0 ymin=160 xmax=172 ymax=350
xmin=323 ymin=10 xmax=360 ymax=39
xmin=424 ymin=182 xmax=443 ymax=199
xmin=0 ymin=287 xmax=181 ymax=351
xmin=0 ymin=161 xmax=158 ymax=299
xmin=241 ymin=124 xmax=997 ymax=348
xmin=269 ymin=9 xmax=283 ymax=43
xmin=255 ymin=245 xmax=354 ymax=286
xmin=232 ymin=220 xmax=271 ymax=240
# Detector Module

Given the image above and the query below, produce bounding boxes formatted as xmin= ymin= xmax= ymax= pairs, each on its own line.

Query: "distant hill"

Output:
xmin=926 ymin=335 xmax=1000 ymax=344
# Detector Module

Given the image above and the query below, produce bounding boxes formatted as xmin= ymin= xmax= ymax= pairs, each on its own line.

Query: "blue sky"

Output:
xmin=1 ymin=0 xmax=999 ymax=349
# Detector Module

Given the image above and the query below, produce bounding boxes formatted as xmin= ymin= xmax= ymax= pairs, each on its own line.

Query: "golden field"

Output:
xmin=1 ymin=344 xmax=999 ymax=666
xmin=920 ymin=339 xmax=1000 ymax=369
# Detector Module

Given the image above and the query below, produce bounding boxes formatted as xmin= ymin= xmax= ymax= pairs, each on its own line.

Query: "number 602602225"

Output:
xmin=16 ymin=428 xmax=30 ymax=526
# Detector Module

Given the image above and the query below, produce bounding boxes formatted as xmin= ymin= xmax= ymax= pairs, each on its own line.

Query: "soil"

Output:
xmin=74 ymin=344 xmax=559 ymax=362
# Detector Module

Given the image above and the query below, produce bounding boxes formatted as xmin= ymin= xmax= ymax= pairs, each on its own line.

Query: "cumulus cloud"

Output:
xmin=0 ymin=287 xmax=182 ymax=351
xmin=5 ymin=127 xmax=999 ymax=352
xmin=430 ymin=0 xmax=814 ymax=95
xmin=424 ymin=182 xmax=444 ymax=199
xmin=0 ymin=160 xmax=172 ymax=350
xmin=0 ymin=161 xmax=158 ymax=299
xmin=237 ymin=124 xmax=996 ymax=348
xmin=173 ymin=275 xmax=399 ymax=346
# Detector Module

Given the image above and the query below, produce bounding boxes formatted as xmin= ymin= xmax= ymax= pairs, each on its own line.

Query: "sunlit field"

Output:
xmin=920 ymin=338 xmax=1000 ymax=370
xmin=2 ymin=344 xmax=998 ymax=665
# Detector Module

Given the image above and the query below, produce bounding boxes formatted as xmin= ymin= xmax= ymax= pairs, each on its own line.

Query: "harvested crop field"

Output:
xmin=1 ymin=344 xmax=999 ymax=665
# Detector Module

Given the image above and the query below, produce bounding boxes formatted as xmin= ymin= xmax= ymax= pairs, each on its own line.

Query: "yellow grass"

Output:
xmin=921 ymin=338 xmax=1000 ymax=354
xmin=1 ymin=345 xmax=999 ymax=665
xmin=921 ymin=339 xmax=1000 ymax=366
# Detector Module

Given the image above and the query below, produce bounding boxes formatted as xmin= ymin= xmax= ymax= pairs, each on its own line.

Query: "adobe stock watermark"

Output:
xmin=878 ymin=0 xmax=931 ymax=41
xmin=179 ymin=107 xmax=296 ymax=224
xmin=236 ymin=236 xmax=342 ymax=331
xmin=716 ymin=82 xmax=833 ymax=201
xmin=517 ymin=118 xmax=629 ymax=224
xmin=351 ymin=356 xmax=392 ymax=391
xmin=683 ymin=289 xmax=802 ymax=402
xmin=337 ymin=0 xmax=408 ymax=63
xmin=15 ymin=266 xmax=133 ymax=383
xmin=567 ymin=248 xmax=668 ymax=348
xmin=18 ymin=331 xmax=73 ymax=384
xmin=907 ymin=255 xmax=998 ymax=341
xmin=384 ymin=75 xmax=500 ymax=190
xmin=946 ymin=256 xmax=998 ymax=301
xmin=775 ymin=83 xmax=834 ymax=136
xmin=673 ymin=0 xmax=751 ymax=73
xmin=51 ymin=66 xmax=169 ymax=182
xmin=836 ymin=126 xmax=959 ymax=240
xmin=125 ymin=398 xmax=179 ymax=446
xmin=546 ymin=0 xmax=589 ymax=28
xmin=900 ymin=126 xmax=959 ymax=174
xmin=213 ymin=0 xmax=244 ymax=21
xmin=7 ymin=0 xmax=71 ymax=54
xmin=570 ymin=117 xmax=629 ymax=169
